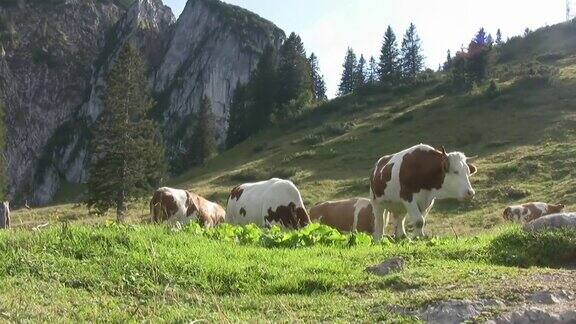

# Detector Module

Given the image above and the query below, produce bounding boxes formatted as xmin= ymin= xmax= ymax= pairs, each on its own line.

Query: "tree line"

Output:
xmin=226 ymin=32 xmax=327 ymax=148
xmin=338 ymin=23 xmax=425 ymax=96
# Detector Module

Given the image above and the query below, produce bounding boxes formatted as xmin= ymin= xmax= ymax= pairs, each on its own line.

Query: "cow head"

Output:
xmin=436 ymin=147 xmax=477 ymax=201
xmin=548 ymin=203 xmax=565 ymax=214
xmin=502 ymin=207 xmax=514 ymax=221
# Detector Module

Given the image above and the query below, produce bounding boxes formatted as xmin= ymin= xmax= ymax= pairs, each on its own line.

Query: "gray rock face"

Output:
xmin=153 ymin=0 xmax=285 ymax=158
xmin=418 ymin=299 xmax=504 ymax=324
xmin=0 ymin=0 xmax=124 ymax=204
xmin=2 ymin=0 xmax=284 ymax=205
xmin=489 ymin=291 xmax=576 ymax=324
xmin=523 ymin=213 xmax=576 ymax=232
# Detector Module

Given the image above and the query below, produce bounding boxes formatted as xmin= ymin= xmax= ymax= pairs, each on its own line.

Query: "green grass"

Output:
xmin=0 ymin=224 xmax=573 ymax=321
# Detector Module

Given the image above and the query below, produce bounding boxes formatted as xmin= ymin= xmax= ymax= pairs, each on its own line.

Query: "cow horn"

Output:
xmin=466 ymin=155 xmax=478 ymax=162
xmin=440 ymin=146 xmax=448 ymax=156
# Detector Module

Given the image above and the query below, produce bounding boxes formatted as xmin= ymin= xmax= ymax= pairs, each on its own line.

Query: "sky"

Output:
xmin=164 ymin=0 xmax=569 ymax=97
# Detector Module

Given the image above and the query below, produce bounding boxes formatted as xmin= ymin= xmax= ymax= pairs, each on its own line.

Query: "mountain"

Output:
xmin=0 ymin=0 xmax=285 ymax=205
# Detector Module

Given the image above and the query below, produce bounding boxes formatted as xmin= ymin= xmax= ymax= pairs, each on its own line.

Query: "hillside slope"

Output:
xmin=166 ymin=20 xmax=576 ymax=236
xmin=12 ymin=20 xmax=576 ymax=237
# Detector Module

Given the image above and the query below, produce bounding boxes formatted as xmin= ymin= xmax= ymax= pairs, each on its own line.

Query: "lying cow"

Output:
xmin=370 ymin=144 xmax=478 ymax=241
xmin=150 ymin=187 xmax=225 ymax=228
xmin=310 ymin=198 xmax=374 ymax=234
xmin=503 ymin=202 xmax=565 ymax=223
xmin=226 ymin=178 xmax=310 ymax=229
xmin=0 ymin=201 xmax=9 ymax=229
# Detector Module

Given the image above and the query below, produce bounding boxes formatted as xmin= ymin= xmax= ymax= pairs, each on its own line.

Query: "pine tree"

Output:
xmin=308 ymin=53 xmax=327 ymax=101
xmin=249 ymin=45 xmax=278 ymax=132
xmin=400 ymin=23 xmax=424 ymax=81
xmin=86 ymin=44 xmax=165 ymax=222
xmin=189 ymin=96 xmax=217 ymax=166
xmin=226 ymin=82 xmax=250 ymax=149
xmin=486 ymin=33 xmax=494 ymax=47
xmin=524 ymin=28 xmax=531 ymax=37
xmin=367 ymin=56 xmax=378 ymax=84
xmin=354 ymin=54 xmax=367 ymax=89
xmin=378 ymin=25 xmax=400 ymax=84
xmin=443 ymin=49 xmax=453 ymax=71
xmin=338 ymin=47 xmax=357 ymax=96
xmin=450 ymin=52 xmax=472 ymax=92
xmin=276 ymin=32 xmax=312 ymax=119
xmin=473 ymin=27 xmax=487 ymax=45
xmin=468 ymin=28 xmax=490 ymax=84
xmin=0 ymin=101 xmax=6 ymax=201
xmin=495 ymin=29 xmax=503 ymax=45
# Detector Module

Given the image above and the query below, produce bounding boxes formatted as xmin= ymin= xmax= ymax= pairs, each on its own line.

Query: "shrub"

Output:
xmin=183 ymin=222 xmax=374 ymax=249
xmin=485 ymin=80 xmax=499 ymax=99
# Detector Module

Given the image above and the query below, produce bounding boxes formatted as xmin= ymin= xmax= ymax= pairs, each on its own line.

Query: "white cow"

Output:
xmin=370 ymin=144 xmax=478 ymax=241
xmin=226 ymin=178 xmax=311 ymax=229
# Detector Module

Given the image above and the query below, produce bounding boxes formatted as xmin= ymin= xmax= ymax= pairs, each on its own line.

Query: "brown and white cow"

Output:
xmin=150 ymin=187 xmax=225 ymax=228
xmin=370 ymin=144 xmax=478 ymax=241
xmin=226 ymin=178 xmax=311 ymax=229
xmin=503 ymin=202 xmax=565 ymax=224
xmin=310 ymin=198 xmax=374 ymax=234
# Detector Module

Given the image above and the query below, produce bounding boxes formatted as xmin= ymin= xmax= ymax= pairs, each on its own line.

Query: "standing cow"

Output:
xmin=0 ymin=201 xmax=9 ymax=229
xmin=226 ymin=178 xmax=311 ymax=229
xmin=310 ymin=198 xmax=374 ymax=234
xmin=150 ymin=187 xmax=225 ymax=228
xmin=370 ymin=144 xmax=478 ymax=241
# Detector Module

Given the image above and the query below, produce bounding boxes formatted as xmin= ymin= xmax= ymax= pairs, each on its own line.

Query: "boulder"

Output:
xmin=366 ymin=256 xmax=404 ymax=276
xmin=523 ymin=213 xmax=576 ymax=232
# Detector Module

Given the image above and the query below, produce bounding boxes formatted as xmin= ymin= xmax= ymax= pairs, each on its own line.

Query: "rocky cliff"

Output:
xmin=0 ymin=0 xmax=285 ymax=205
xmin=0 ymin=0 xmax=125 ymax=204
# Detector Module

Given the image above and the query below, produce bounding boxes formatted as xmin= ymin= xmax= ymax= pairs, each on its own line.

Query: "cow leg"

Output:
xmin=371 ymin=201 xmax=386 ymax=241
xmin=405 ymin=203 xmax=426 ymax=238
xmin=392 ymin=213 xmax=407 ymax=239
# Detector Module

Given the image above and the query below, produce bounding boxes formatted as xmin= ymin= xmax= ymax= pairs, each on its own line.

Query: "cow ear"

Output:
xmin=467 ymin=163 xmax=478 ymax=175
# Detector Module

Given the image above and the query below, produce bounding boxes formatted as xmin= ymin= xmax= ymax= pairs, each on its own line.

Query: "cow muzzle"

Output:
xmin=462 ymin=189 xmax=475 ymax=201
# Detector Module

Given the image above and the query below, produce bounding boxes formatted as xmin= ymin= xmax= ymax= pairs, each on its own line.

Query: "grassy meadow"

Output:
xmin=4 ymin=20 xmax=576 ymax=322
xmin=0 ymin=223 xmax=574 ymax=322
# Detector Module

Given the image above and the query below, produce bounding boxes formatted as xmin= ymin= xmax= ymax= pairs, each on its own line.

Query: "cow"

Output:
xmin=0 ymin=201 xmax=9 ymax=229
xmin=150 ymin=187 xmax=225 ymax=228
xmin=370 ymin=144 xmax=478 ymax=241
xmin=310 ymin=198 xmax=374 ymax=234
xmin=226 ymin=178 xmax=311 ymax=229
xmin=503 ymin=202 xmax=565 ymax=224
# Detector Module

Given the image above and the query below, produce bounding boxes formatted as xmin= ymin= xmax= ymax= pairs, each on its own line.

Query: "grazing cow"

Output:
xmin=370 ymin=144 xmax=478 ymax=241
xmin=503 ymin=202 xmax=565 ymax=223
xmin=0 ymin=201 xmax=9 ymax=229
xmin=150 ymin=187 xmax=225 ymax=228
xmin=310 ymin=198 xmax=374 ymax=234
xmin=226 ymin=178 xmax=311 ymax=229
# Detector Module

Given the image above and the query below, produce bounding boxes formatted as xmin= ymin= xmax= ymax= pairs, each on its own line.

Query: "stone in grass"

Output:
xmin=366 ymin=256 xmax=404 ymax=276
xmin=523 ymin=213 xmax=576 ymax=233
